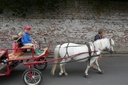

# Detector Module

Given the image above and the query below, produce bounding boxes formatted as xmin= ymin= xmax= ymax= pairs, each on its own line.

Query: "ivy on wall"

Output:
xmin=0 ymin=0 xmax=128 ymax=17
xmin=87 ymin=0 xmax=111 ymax=13
xmin=0 ymin=0 xmax=71 ymax=17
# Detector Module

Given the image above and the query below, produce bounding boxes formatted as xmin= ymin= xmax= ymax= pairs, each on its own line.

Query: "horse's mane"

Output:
xmin=94 ymin=38 xmax=109 ymax=50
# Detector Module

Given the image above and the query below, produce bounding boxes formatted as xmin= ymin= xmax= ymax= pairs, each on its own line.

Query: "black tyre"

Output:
xmin=22 ymin=68 xmax=42 ymax=85
xmin=34 ymin=58 xmax=47 ymax=70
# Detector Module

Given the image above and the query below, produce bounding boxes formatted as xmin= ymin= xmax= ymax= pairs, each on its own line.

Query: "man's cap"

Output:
xmin=24 ymin=25 xmax=31 ymax=30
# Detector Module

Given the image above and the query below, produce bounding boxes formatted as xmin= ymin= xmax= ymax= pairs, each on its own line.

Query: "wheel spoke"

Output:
xmin=34 ymin=75 xmax=40 ymax=79
xmin=26 ymin=73 xmax=31 ymax=79
xmin=26 ymin=75 xmax=31 ymax=79
xmin=27 ymin=79 xmax=32 ymax=83
xmin=26 ymin=76 xmax=32 ymax=83
xmin=32 ymin=78 xmax=37 ymax=83
xmin=32 ymin=71 xmax=36 ymax=76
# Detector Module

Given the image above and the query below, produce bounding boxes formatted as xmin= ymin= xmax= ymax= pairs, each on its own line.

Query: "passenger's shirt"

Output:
xmin=21 ymin=32 xmax=32 ymax=45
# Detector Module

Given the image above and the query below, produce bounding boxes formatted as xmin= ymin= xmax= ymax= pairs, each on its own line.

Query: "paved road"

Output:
xmin=0 ymin=55 xmax=128 ymax=85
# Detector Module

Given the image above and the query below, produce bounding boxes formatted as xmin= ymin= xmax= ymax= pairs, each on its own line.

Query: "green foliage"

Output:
xmin=0 ymin=0 xmax=71 ymax=17
xmin=0 ymin=0 xmax=4 ymax=14
xmin=1 ymin=0 xmax=32 ymax=17
xmin=87 ymin=0 xmax=111 ymax=13
xmin=0 ymin=0 xmax=128 ymax=17
xmin=36 ymin=0 xmax=70 ymax=12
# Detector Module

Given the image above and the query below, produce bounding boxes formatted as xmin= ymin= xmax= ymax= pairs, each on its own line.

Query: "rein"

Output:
xmin=52 ymin=54 xmax=100 ymax=65
xmin=24 ymin=53 xmax=100 ymax=66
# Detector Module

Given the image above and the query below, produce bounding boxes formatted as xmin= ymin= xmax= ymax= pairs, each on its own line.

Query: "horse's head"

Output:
xmin=94 ymin=38 xmax=115 ymax=54
xmin=106 ymin=38 xmax=114 ymax=54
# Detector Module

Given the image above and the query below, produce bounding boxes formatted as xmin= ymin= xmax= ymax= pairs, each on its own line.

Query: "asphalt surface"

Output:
xmin=0 ymin=54 xmax=128 ymax=85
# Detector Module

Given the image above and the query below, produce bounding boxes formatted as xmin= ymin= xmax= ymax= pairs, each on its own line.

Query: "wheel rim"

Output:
xmin=34 ymin=58 xmax=47 ymax=70
xmin=35 ymin=62 xmax=47 ymax=69
xmin=24 ymin=70 xmax=41 ymax=85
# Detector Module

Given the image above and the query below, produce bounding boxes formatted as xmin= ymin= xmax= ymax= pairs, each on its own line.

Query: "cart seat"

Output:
xmin=0 ymin=50 xmax=5 ymax=58
xmin=8 ymin=47 xmax=48 ymax=60
xmin=21 ymin=45 xmax=33 ymax=49
xmin=9 ymin=52 xmax=23 ymax=59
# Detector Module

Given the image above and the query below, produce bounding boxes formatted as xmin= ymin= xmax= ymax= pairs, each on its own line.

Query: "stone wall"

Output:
xmin=0 ymin=1 xmax=128 ymax=53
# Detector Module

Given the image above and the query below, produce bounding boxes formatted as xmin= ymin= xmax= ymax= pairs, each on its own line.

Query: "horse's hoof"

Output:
xmin=98 ymin=71 xmax=103 ymax=74
xmin=64 ymin=73 xmax=68 ymax=76
xmin=84 ymin=74 xmax=88 ymax=78
xmin=59 ymin=73 xmax=63 ymax=77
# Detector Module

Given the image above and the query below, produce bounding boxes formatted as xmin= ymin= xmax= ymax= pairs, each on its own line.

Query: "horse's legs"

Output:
xmin=59 ymin=58 xmax=71 ymax=76
xmin=59 ymin=64 xmax=68 ymax=76
xmin=92 ymin=61 xmax=97 ymax=70
xmin=59 ymin=60 xmax=65 ymax=76
xmin=59 ymin=63 xmax=64 ymax=76
xmin=85 ymin=58 xmax=97 ymax=77
xmin=63 ymin=65 xmax=68 ymax=76
xmin=85 ymin=63 xmax=91 ymax=77
xmin=95 ymin=59 xmax=103 ymax=74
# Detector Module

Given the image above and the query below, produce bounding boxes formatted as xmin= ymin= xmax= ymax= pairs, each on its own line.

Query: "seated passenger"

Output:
xmin=21 ymin=25 xmax=41 ymax=55
xmin=9 ymin=35 xmax=22 ymax=58
xmin=17 ymin=32 xmax=23 ymax=47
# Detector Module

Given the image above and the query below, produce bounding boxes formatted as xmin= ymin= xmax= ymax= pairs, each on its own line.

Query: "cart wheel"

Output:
xmin=22 ymin=68 xmax=42 ymax=85
xmin=34 ymin=58 xmax=47 ymax=70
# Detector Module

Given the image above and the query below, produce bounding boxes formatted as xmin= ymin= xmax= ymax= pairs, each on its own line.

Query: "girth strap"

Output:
xmin=86 ymin=42 xmax=91 ymax=57
xmin=64 ymin=43 xmax=70 ymax=57
xmin=86 ymin=42 xmax=93 ymax=64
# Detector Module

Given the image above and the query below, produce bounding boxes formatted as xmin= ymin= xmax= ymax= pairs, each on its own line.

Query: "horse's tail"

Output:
xmin=51 ymin=45 xmax=60 ymax=75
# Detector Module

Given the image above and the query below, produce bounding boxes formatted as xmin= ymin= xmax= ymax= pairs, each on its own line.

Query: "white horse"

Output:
xmin=51 ymin=38 xmax=114 ymax=77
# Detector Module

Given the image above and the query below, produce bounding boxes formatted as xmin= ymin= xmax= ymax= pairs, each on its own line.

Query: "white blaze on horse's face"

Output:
xmin=106 ymin=39 xmax=114 ymax=53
